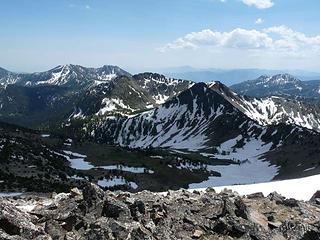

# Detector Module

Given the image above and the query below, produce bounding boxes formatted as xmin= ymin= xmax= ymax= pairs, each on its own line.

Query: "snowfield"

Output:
xmin=188 ymin=159 xmax=278 ymax=189
xmin=188 ymin=132 xmax=279 ymax=188
xmin=191 ymin=174 xmax=320 ymax=201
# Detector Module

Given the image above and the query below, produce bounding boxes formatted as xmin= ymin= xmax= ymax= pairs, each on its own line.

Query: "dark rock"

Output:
xmin=1 ymin=185 xmax=320 ymax=240
xmin=234 ymin=197 xmax=249 ymax=219
xmin=301 ymin=230 xmax=320 ymax=240
xmin=81 ymin=183 xmax=105 ymax=217
xmin=266 ymin=213 xmax=275 ymax=222
xmin=268 ymin=191 xmax=285 ymax=204
xmin=268 ymin=221 xmax=282 ymax=229
xmin=246 ymin=192 xmax=264 ymax=199
xmin=279 ymin=220 xmax=318 ymax=240
xmin=84 ymin=217 xmax=114 ymax=239
xmin=102 ymin=196 xmax=131 ymax=221
xmin=222 ymin=197 xmax=236 ymax=216
xmin=82 ymin=183 xmax=105 ymax=208
xmin=310 ymin=190 xmax=320 ymax=205
xmin=108 ymin=219 xmax=132 ymax=239
xmin=0 ymin=201 xmax=45 ymax=239
xmin=283 ymin=198 xmax=299 ymax=208
xmin=44 ymin=219 xmax=66 ymax=239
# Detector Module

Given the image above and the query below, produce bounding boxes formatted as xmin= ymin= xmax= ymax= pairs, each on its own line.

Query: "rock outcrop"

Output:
xmin=0 ymin=184 xmax=319 ymax=240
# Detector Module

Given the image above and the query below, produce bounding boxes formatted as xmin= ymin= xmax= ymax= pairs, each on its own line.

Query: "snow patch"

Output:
xmin=98 ymin=177 xmax=138 ymax=189
xmin=208 ymin=174 xmax=320 ymax=201
xmin=96 ymin=98 xmax=134 ymax=115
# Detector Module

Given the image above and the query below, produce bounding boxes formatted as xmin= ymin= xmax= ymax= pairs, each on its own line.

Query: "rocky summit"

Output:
xmin=0 ymin=184 xmax=320 ymax=240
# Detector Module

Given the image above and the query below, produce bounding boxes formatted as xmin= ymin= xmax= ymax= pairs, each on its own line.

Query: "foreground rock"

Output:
xmin=0 ymin=185 xmax=320 ymax=240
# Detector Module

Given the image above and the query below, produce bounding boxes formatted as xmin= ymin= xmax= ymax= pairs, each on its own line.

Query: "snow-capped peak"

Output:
xmin=207 ymin=81 xmax=320 ymax=132
xmin=132 ymin=72 xmax=193 ymax=105
xmin=257 ymin=73 xmax=300 ymax=85
xmin=206 ymin=81 xmax=219 ymax=88
xmin=0 ymin=67 xmax=20 ymax=86
xmin=10 ymin=64 xmax=131 ymax=88
xmin=230 ymin=73 xmax=320 ymax=99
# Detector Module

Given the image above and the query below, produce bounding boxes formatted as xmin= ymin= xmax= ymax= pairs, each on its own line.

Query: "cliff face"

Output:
xmin=0 ymin=185 xmax=320 ymax=240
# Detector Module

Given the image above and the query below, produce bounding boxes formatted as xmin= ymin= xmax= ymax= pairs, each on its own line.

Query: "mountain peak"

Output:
xmin=50 ymin=64 xmax=80 ymax=72
xmin=190 ymin=81 xmax=207 ymax=89
xmin=206 ymin=81 xmax=238 ymax=99
xmin=207 ymin=81 xmax=225 ymax=90
xmin=101 ymin=64 xmax=120 ymax=69
xmin=15 ymin=65 xmax=131 ymax=88
xmin=258 ymin=73 xmax=300 ymax=85
xmin=0 ymin=67 xmax=19 ymax=86
xmin=176 ymin=82 xmax=232 ymax=109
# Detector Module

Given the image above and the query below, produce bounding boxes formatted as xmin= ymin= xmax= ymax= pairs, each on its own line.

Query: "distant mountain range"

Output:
xmin=1 ymin=64 xmax=320 ymax=191
xmin=0 ymin=65 xmax=192 ymax=127
xmin=230 ymin=73 xmax=320 ymax=100
xmin=0 ymin=64 xmax=131 ymax=89
xmin=163 ymin=67 xmax=320 ymax=85
xmin=0 ymin=65 xmax=320 ymax=131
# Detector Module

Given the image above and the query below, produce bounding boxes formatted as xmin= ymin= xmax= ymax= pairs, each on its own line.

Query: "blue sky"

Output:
xmin=1 ymin=0 xmax=320 ymax=72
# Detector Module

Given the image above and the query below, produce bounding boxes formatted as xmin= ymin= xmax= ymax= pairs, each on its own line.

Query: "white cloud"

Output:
xmin=212 ymin=0 xmax=274 ymax=9
xmin=159 ymin=28 xmax=272 ymax=52
xmin=157 ymin=39 xmax=198 ymax=52
xmin=158 ymin=26 xmax=320 ymax=56
xmin=255 ymin=18 xmax=264 ymax=24
xmin=264 ymin=25 xmax=320 ymax=45
xmin=241 ymin=0 xmax=274 ymax=9
xmin=85 ymin=5 xmax=91 ymax=10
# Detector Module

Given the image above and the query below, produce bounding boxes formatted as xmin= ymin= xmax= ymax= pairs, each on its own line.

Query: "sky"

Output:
xmin=0 ymin=0 xmax=320 ymax=72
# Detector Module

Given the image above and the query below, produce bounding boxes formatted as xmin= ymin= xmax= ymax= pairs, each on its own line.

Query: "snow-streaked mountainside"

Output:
xmin=70 ymin=72 xmax=320 ymax=134
xmin=0 ymin=65 xmax=320 ymax=134
xmin=0 ymin=68 xmax=193 ymax=126
xmin=231 ymin=73 xmax=320 ymax=99
xmin=63 ymin=82 xmax=320 ymax=184
xmin=0 ymin=67 xmax=21 ymax=86
xmin=0 ymin=64 xmax=131 ymax=89
xmin=132 ymin=73 xmax=193 ymax=104
xmin=78 ymin=83 xmax=317 ymax=152
xmin=71 ymin=76 xmax=154 ymax=117
xmin=70 ymin=73 xmax=193 ymax=118
xmin=209 ymin=81 xmax=320 ymax=132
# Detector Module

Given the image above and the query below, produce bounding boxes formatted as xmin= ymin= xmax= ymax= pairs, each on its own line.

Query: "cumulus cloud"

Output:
xmin=158 ymin=26 xmax=320 ymax=55
xmin=264 ymin=25 xmax=320 ymax=45
xmin=159 ymin=28 xmax=272 ymax=52
xmin=241 ymin=0 xmax=274 ymax=9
